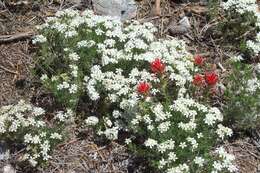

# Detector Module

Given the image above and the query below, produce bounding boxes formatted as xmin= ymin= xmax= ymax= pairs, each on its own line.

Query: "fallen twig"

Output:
xmin=0 ymin=32 xmax=34 ymax=43
xmin=0 ymin=65 xmax=18 ymax=74
xmin=57 ymin=138 xmax=80 ymax=148
xmin=154 ymin=0 xmax=161 ymax=16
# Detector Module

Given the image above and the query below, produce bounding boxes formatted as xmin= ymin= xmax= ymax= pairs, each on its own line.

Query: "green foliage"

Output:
xmin=207 ymin=0 xmax=221 ymax=21
xmin=33 ymin=9 xmax=237 ymax=172
xmin=223 ymin=59 xmax=260 ymax=130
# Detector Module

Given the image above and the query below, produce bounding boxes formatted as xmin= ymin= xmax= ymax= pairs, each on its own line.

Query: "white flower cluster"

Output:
xmin=85 ymin=116 xmax=99 ymax=126
xmin=137 ymin=97 xmax=233 ymax=172
xmin=37 ymin=9 xmax=159 ymax=107
xmin=246 ymin=77 xmax=260 ymax=93
xmin=230 ymin=55 xmax=244 ymax=62
xmin=216 ymin=124 xmax=233 ymax=139
xmin=213 ymin=147 xmax=238 ymax=173
xmin=247 ymin=32 xmax=260 ymax=55
xmin=55 ymin=109 xmax=74 ymax=122
xmin=35 ymin=9 xmax=236 ymax=172
xmin=84 ymin=39 xmax=235 ymax=172
xmin=222 ymin=0 xmax=260 ymax=55
xmin=32 ymin=35 xmax=47 ymax=44
xmin=0 ymin=101 xmax=68 ymax=166
xmin=0 ymin=100 xmax=45 ymax=133
xmin=222 ymin=0 xmax=258 ymax=15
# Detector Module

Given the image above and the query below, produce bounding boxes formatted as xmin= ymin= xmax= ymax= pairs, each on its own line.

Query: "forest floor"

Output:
xmin=0 ymin=0 xmax=259 ymax=172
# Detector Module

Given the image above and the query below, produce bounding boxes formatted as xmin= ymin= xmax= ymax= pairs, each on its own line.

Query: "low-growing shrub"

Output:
xmin=0 ymin=100 xmax=72 ymax=166
xmin=33 ymin=9 xmax=238 ymax=172
xmin=216 ymin=0 xmax=260 ymax=57
xmin=34 ymin=9 xmax=156 ymax=108
xmin=223 ymin=57 xmax=260 ymax=130
xmin=85 ymin=55 xmax=236 ymax=172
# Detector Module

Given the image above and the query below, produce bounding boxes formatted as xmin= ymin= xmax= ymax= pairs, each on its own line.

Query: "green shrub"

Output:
xmin=0 ymin=100 xmax=72 ymax=166
xmin=223 ymin=57 xmax=260 ymax=130
xmin=216 ymin=0 xmax=260 ymax=57
xmin=33 ymin=9 xmax=237 ymax=172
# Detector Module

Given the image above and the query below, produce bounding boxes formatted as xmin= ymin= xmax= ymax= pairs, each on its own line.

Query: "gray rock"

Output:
xmin=93 ymin=0 xmax=137 ymax=20
xmin=168 ymin=17 xmax=191 ymax=35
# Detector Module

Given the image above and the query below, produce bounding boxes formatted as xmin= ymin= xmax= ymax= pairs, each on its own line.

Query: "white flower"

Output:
xmin=168 ymin=152 xmax=177 ymax=162
xmin=204 ymin=107 xmax=223 ymax=126
xmin=33 ymin=107 xmax=45 ymax=116
xmin=187 ymin=137 xmax=198 ymax=150
xmin=24 ymin=133 xmax=33 ymax=143
xmin=222 ymin=0 xmax=257 ymax=14
xmin=112 ymin=110 xmax=121 ymax=118
xmin=32 ymin=135 xmax=41 ymax=144
xmin=77 ymin=40 xmax=96 ymax=48
xmin=55 ymin=109 xmax=73 ymax=122
xmin=213 ymin=161 xmax=223 ymax=171
xmin=103 ymin=126 xmax=118 ymax=140
xmin=230 ymin=55 xmax=244 ymax=62
xmin=57 ymin=81 xmax=70 ymax=90
xmin=153 ymin=104 xmax=171 ymax=122
xmin=159 ymin=159 xmax=168 ymax=169
xmin=246 ymin=78 xmax=260 ymax=93
xmin=40 ymin=74 xmax=48 ymax=81
xmin=105 ymin=118 xmax=113 ymax=127
xmin=247 ymin=40 xmax=260 ymax=55
xmin=125 ymin=138 xmax=132 ymax=144
xmin=65 ymin=30 xmax=78 ymax=38
xmin=216 ymin=124 xmax=233 ymax=139
xmin=144 ymin=138 xmax=158 ymax=148
xmin=197 ymin=133 xmax=203 ymax=139
xmin=69 ymin=53 xmax=80 ymax=61
xmin=158 ymin=121 xmax=171 ymax=133
xmin=85 ymin=116 xmax=99 ymax=126
xmin=194 ymin=156 xmax=205 ymax=167
xmin=179 ymin=142 xmax=187 ymax=149
xmin=167 ymin=164 xmax=189 ymax=173
xmin=32 ymin=35 xmax=47 ymax=44
xmin=50 ymin=133 xmax=62 ymax=140
xmin=69 ymin=84 xmax=78 ymax=94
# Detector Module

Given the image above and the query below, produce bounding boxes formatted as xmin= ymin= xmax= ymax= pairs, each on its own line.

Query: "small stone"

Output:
xmin=168 ymin=16 xmax=191 ymax=35
xmin=93 ymin=0 xmax=137 ymax=20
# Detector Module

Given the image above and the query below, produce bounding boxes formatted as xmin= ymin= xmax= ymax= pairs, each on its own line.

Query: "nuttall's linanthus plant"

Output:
xmin=222 ymin=57 xmax=260 ymax=129
xmin=221 ymin=0 xmax=260 ymax=55
xmin=34 ymin=9 xmax=157 ymax=108
xmin=0 ymin=100 xmax=73 ymax=166
xmin=33 ymin=9 xmax=237 ymax=172
xmin=85 ymin=55 xmax=236 ymax=173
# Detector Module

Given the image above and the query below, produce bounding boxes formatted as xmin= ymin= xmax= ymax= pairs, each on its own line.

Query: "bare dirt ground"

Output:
xmin=0 ymin=0 xmax=259 ymax=172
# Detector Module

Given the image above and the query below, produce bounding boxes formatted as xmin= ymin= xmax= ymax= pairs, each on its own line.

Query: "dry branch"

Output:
xmin=0 ymin=32 xmax=34 ymax=43
xmin=154 ymin=0 xmax=161 ymax=16
xmin=0 ymin=65 xmax=18 ymax=74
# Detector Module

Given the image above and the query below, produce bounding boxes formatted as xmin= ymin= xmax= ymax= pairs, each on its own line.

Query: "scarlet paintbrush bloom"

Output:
xmin=137 ymin=82 xmax=150 ymax=94
xmin=193 ymin=74 xmax=204 ymax=86
xmin=194 ymin=55 xmax=205 ymax=66
xmin=205 ymin=72 xmax=218 ymax=86
xmin=150 ymin=58 xmax=165 ymax=74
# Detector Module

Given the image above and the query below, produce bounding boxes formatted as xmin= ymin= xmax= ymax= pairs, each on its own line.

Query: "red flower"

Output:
xmin=137 ymin=82 xmax=150 ymax=94
xmin=205 ymin=72 xmax=218 ymax=86
xmin=150 ymin=58 xmax=165 ymax=74
xmin=193 ymin=74 xmax=204 ymax=86
xmin=194 ymin=55 xmax=205 ymax=66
